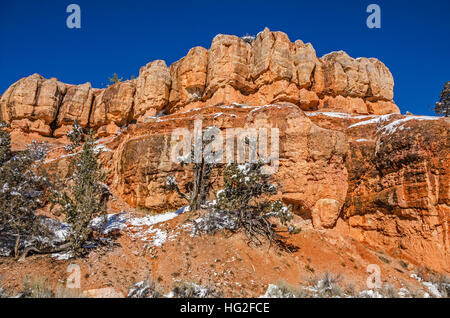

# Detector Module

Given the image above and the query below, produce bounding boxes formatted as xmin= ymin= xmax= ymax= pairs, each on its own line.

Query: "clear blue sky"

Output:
xmin=1 ymin=0 xmax=449 ymax=115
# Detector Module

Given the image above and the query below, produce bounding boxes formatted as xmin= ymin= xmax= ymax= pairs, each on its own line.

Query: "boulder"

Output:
xmin=204 ymin=34 xmax=253 ymax=103
xmin=293 ymin=40 xmax=320 ymax=89
xmin=0 ymin=74 xmax=66 ymax=134
xmin=312 ymin=198 xmax=342 ymax=229
xmin=134 ymin=60 xmax=171 ymax=120
xmin=56 ymin=82 xmax=94 ymax=127
xmin=168 ymin=47 xmax=208 ymax=113
xmin=90 ymin=80 xmax=136 ymax=129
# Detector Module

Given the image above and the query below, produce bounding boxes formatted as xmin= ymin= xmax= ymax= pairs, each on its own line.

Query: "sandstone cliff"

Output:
xmin=101 ymin=105 xmax=447 ymax=272
xmin=2 ymin=29 xmax=448 ymax=273
xmin=0 ymin=28 xmax=399 ymax=138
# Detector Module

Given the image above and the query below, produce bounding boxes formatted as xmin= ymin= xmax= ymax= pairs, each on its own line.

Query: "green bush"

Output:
xmin=0 ymin=121 xmax=50 ymax=258
xmin=211 ymin=162 xmax=299 ymax=247
xmin=52 ymin=129 xmax=110 ymax=257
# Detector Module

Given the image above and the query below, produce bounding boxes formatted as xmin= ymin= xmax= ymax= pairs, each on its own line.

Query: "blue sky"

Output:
xmin=1 ymin=0 xmax=449 ymax=115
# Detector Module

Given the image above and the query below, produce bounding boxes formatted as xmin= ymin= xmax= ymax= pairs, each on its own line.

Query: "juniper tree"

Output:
xmin=65 ymin=120 xmax=84 ymax=152
xmin=0 ymin=121 xmax=11 ymax=165
xmin=166 ymin=126 xmax=222 ymax=212
xmin=435 ymin=81 xmax=450 ymax=117
xmin=52 ymin=129 xmax=110 ymax=257
xmin=211 ymin=162 xmax=299 ymax=247
xmin=0 ymin=121 xmax=50 ymax=258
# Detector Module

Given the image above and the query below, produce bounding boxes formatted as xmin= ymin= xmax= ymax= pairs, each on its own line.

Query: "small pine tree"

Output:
xmin=214 ymin=162 xmax=299 ymax=247
xmin=0 ymin=121 xmax=11 ymax=165
xmin=65 ymin=120 xmax=84 ymax=152
xmin=0 ymin=121 xmax=50 ymax=258
xmin=52 ymin=130 xmax=110 ymax=257
xmin=435 ymin=81 xmax=450 ymax=117
xmin=108 ymin=73 xmax=123 ymax=85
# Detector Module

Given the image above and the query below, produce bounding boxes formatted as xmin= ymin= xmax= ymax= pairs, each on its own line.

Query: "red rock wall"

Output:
xmin=0 ymin=28 xmax=399 ymax=138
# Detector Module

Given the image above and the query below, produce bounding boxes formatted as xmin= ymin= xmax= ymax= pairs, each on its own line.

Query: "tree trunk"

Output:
xmin=190 ymin=162 xmax=204 ymax=212
xmin=14 ymin=233 xmax=20 ymax=259
xmin=19 ymin=242 xmax=73 ymax=262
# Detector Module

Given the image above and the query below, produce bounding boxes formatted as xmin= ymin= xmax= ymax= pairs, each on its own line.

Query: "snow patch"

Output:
xmin=51 ymin=251 xmax=73 ymax=260
xmin=422 ymin=282 xmax=442 ymax=298
xmin=359 ymin=289 xmax=383 ymax=298
xmin=91 ymin=212 xmax=128 ymax=234
xmin=347 ymin=115 xmax=392 ymax=128
xmin=379 ymin=116 xmax=440 ymax=136
xmin=128 ymin=207 xmax=187 ymax=227
xmin=306 ymin=112 xmax=375 ymax=119
xmin=126 ymin=207 xmax=188 ymax=251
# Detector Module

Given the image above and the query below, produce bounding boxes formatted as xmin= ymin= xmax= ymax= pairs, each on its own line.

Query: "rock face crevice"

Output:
xmin=0 ymin=28 xmax=399 ymax=137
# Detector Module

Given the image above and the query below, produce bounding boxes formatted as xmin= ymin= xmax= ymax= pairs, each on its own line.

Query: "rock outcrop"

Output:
xmin=90 ymin=80 xmax=136 ymax=136
xmin=110 ymin=104 xmax=349 ymax=219
xmin=307 ymin=111 xmax=449 ymax=271
xmin=0 ymin=74 xmax=66 ymax=136
xmin=134 ymin=60 xmax=171 ymax=120
xmin=0 ymin=28 xmax=400 ymax=138
xmin=344 ymin=116 xmax=449 ymax=271
xmin=102 ymin=106 xmax=448 ymax=272
xmin=167 ymin=47 xmax=209 ymax=113
xmin=3 ymin=29 xmax=448 ymax=272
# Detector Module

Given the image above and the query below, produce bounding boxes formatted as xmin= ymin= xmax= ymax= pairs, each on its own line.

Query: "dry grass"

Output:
xmin=172 ymin=281 xmax=219 ymax=298
xmin=0 ymin=276 xmax=84 ymax=298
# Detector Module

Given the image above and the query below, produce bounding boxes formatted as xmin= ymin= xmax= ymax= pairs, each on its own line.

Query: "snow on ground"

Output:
xmin=358 ymin=289 xmax=383 ymax=298
xmin=43 ymin=207 xmax=188 ymax=260
xmin=91 ymin=212 xmax=128 ymax=234
xmin=260 ymin=284 xmax=294 ymax=298
xmin=378 ymin=116 xmax=440 ymax=136
xmin=0 ymin=246 xmax=11 ymax=257
xmin=345 ymin=114 xmax=441 ymax=137
xmin=248 ymin=104 xmax=298 ymax=115
xmin=135 ymin=227 xmax=168 ymax=249
xmin=230 ymin=102 xmax=258 ymax=109
xmin=125 ymin=206 xmax=189 ymax=251
xmin=306 ymin=112 xmax=376 ymax=120
xmin=260 ymin=283 xmax=440 ymax=298
xmin=422 ymin=282 xmax=442 ymax=298
xmin=212 ymin=112 xmax=237 ymax=118
xmin=44 ymin=152 xmax=78 ymax=164
xmin=93 ymin=143 xmax=112 ymax=154
xmin=410 ymin=273 xmax=443 ymax=298
xmin=128 ymin=206 xmax=188 ymax=227
xmin=51 ymin=251 xmax=73 ymax=260
xmin=347 ymin=114 xmax=393 ymax=129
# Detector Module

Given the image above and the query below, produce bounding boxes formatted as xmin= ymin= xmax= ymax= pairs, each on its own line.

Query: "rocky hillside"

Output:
xmin=0 ymin=28 xmax=448 ymax=285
